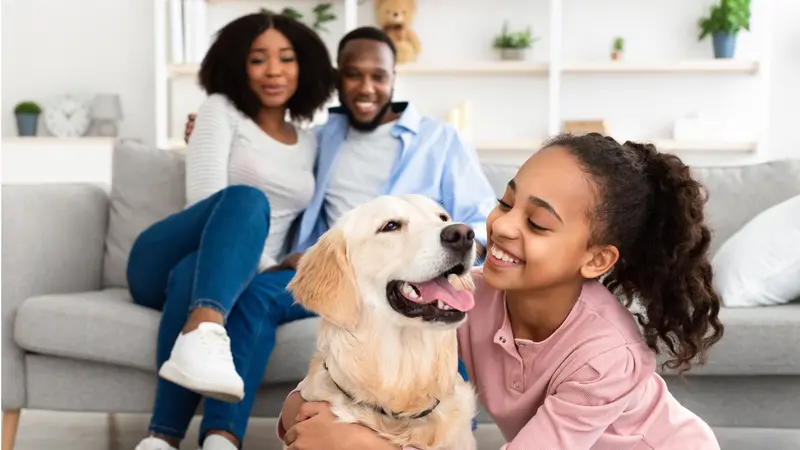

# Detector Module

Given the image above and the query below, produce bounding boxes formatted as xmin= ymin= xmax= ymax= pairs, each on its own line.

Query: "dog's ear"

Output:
xmin=288 ymin=229 xmax=360 ymax=330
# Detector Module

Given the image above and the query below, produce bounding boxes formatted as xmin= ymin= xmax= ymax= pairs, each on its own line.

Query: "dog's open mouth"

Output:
xmin=386 ymin=263 xmax=475 ymax=323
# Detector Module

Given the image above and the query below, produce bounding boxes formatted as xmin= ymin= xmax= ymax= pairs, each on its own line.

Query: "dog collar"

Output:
xmin=323 ymin=361 xmax=440 ymax=420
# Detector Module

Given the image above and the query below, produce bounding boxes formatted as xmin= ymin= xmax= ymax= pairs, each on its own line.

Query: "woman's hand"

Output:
xmin=284 ymin=402 xmax=400 ymax=450
xmin=184 ymin=113 xmax=196 ymax=143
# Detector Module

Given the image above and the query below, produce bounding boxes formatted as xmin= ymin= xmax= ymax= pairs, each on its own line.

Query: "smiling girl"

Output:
xmin=280 ymin=133 xmax=724 ymax=450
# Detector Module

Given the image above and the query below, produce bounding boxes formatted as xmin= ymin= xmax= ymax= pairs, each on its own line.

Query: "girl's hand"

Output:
xmin=284 ymin=402 xmax=400 ymax=450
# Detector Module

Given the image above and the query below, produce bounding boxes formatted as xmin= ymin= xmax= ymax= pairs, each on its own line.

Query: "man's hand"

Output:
xmin=284 ymin=402 xmax=400 ymax=450
xmin=263 ymin=253 xmax=304 ymax=273
xmin=281 ymin=252 xmax=303 ymax=271
xmin=184 ymin=113 xmax=196 ymax=143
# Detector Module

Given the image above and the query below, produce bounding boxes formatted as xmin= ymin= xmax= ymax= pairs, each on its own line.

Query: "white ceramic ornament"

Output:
xmin=44 ymin=95 xmax=92 ymax=137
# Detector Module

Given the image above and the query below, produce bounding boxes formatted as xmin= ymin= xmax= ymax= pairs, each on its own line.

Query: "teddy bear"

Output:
xmin=374 ymin=0 xmax=421 ymax=63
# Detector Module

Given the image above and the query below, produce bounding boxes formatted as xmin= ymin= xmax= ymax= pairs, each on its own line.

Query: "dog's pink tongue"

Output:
xmin=414 ymin=277 xmax=475 ymax=312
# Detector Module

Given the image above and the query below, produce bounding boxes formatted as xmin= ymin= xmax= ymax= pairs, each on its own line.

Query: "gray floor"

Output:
xmin=12 ymin=410 xmax=800 ymax=449
xmin=12 ymin=410 xmax=508 ymax=450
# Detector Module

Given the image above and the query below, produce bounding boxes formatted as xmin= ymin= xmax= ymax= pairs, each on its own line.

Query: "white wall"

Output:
xmin=768 ymin=0 xmax=800 ymax=159
xmin=1 ymin=0 xmax=155 ymax=144
xmin=3 ymin=0 xmax=799 ymax=164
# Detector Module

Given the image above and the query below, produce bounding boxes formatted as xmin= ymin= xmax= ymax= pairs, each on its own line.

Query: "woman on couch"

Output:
xmin=126 ymin=12 xmax=334 ymax=450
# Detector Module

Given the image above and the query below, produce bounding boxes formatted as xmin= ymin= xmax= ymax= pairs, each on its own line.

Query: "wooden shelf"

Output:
xmin=167 ymin=138 xmax=188 ymax=151
xmin=169 ymin=61 xmax=549 ymax=77
xmin=169 ymin=60 xmax=758 ymax=78
xmin=563 ymin=60 xmax=759 ymax=75
xmin=471 ymin=138 xmax=756 ymax=153
xmin=167 ymin=136 xmax=753 ymax=154
xmin=2 ymin=136 xmax=116 ymax=144
xmin=473 ymin=140 xmax=543 ymax=152
xmin=169 ymin=64 xmax=200 ymax=77
xmin=649 ymin=139 xmax=756 ymax=152
xmin=396 ymin=62 xmax=548 ymax=76
xmin=3 ymin=138 xmax=114 ymax=185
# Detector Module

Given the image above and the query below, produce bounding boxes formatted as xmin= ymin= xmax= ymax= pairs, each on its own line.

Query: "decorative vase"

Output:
xmin=712 ymin=32 xmax=736 ymax=59
xmin=500 ymin=48 xmax=527 ymax=61
xmin=611 ymin=51 xmax=623 ymax=61
xmin=15 ymin=113 xmax=39 ymax=137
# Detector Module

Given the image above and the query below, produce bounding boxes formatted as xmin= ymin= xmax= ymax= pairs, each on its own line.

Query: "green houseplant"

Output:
xmin=260 ymin=3 xmax=336 ymax=33
xmin=493 ymin=22 xmax=538 ymax=61
xmin=260 ymin=6 xmax=303 ymax=20
xmin=13 ymin=101 xmax=42 ymax=137
xmin=611 ymin=36 xmax=624 ymax=60
xmin=311 ymin=3 xmax=336 ymax=32
xmin=698 ymin=0 xmax=751 ymax=58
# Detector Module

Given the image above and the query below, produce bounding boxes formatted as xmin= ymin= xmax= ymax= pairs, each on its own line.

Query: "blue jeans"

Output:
xmin=126 ymin=185 xmax=314 ymax=447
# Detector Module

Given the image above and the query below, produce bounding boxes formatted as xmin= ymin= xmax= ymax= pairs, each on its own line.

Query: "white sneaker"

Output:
xmin=134 ymin=436 xmax=178 ymax=450
xmin=158 ymin=322 xmax=245 ymax=403
xmin=202 ymin=434 xmax=238 ymax=450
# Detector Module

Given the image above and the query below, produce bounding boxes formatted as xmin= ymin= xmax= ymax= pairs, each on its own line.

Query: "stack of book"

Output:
xmin=168 ymin=0 xmax=209 ymax=65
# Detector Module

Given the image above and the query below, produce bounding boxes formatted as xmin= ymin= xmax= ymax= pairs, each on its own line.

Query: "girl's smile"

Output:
xmin=486 ymin=243 xmax=525 ymax=267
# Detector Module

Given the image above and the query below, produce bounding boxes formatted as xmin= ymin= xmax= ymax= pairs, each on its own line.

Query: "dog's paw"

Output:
xmin=447 ymin=273 xmax=475 ymax=292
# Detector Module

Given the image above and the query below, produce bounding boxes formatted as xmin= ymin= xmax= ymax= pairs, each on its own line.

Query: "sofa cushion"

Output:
xmin=103 ymin=140 xmax=186 ymax=288
xmin=480 ymin=163 xmax=517 ymax=199
xmin=13 ymin=289 xmax=318 ymax=384
xmin=690 ymin=159 xmax=800 ymax=255
xmin=712 ymin=195 xmax=800 ymax=307
xmin=655 ymin=303 xmax=800 ymax=376
xmin=13 ymin=289 xmax=800 ymax=377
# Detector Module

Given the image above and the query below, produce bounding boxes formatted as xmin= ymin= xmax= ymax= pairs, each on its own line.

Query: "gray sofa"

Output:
xmin=3 ymin=140 xmax=800 ymax=450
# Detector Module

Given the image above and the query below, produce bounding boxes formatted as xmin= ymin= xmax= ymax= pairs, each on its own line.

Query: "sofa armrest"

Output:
xmin=1 ymin=183 xmax=109 ymax=409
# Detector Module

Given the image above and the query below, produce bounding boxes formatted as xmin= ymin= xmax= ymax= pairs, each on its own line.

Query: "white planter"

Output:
xmin=499 ymin=48 xmax=528 ymax=61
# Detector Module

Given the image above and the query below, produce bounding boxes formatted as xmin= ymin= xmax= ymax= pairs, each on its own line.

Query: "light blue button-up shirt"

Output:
xmin=290 ymin=102 xmax=497 ymax=255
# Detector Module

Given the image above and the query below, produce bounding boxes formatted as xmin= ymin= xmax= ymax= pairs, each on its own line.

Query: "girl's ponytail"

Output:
xmin=613 ymin=141 xmax=723 ymax=373
xmin=545 ymin=134 xmax=724 ymax=373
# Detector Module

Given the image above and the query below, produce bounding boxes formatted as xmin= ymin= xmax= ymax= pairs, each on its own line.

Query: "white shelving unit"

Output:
xmin=154 ymin=0 xmax=771 ymax=157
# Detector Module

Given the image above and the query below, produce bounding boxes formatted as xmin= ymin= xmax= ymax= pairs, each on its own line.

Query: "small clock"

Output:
xmin=44 ymin=95 xmax=92 ymax=137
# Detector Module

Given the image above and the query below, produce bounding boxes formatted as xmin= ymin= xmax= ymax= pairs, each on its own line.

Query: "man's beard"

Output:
xmin=338 ymin=90 xmax=394 ymax=132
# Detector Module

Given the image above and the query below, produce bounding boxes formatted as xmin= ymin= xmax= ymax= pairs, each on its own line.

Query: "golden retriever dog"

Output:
xmin=286 ymin=194 xmax=478 ymax=450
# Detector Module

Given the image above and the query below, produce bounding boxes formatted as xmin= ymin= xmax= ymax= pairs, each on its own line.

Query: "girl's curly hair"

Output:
xmin=545 ymin=133 xmax=724 ymax=373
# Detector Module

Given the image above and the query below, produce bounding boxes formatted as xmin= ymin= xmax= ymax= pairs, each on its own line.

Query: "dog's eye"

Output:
xmin=379 ymin=220 xmax=402 ymax=233
xmin=439 ymin=213 xmax=450 ymax=222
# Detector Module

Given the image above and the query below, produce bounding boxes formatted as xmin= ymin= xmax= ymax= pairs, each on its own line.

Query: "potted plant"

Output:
xmin=260 ymin=3 xmax=336 ymax=33
xmin=14 ymin=101 xmax=42 ymax=137
xmin=312 ymin=3 xmax=336 ymax=32
xmin=260 ymin=6 xmax=303 ymax=21
xmin=611 ymin=36 xmax=624 ymax=60
xmin=698 ymin=0 xmax=751 ymax=59
xmin=493 ymin=22 xmax=537 ymax=61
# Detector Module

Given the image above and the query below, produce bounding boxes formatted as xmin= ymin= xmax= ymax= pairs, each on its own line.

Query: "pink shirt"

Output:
xmin=278 ymin=268 xmax=719 ymax=449
xmin=455 ymin=268 xmax=718 ymax=450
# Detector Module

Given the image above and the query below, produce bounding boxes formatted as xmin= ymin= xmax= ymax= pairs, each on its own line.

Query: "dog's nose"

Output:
xmin=441 ymin=224 xmax=475 ymax=252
